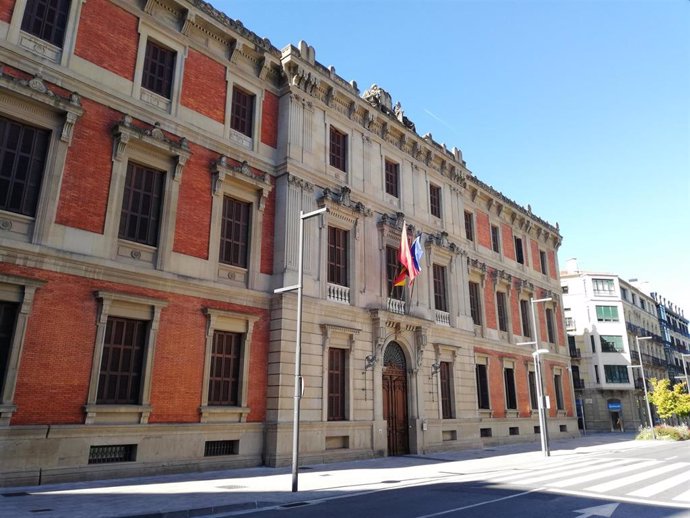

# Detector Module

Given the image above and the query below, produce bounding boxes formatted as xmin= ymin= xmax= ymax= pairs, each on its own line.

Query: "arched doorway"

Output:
xmin=382 ymin=341 xmax=409 ymax=455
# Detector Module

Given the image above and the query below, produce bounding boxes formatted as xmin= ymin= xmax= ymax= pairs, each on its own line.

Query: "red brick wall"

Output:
xmin=476 ymin=348 xmax=534 ymax=418
xmin=181 ymin=49 xmax=226 ymax=124
xmin=500 ymin=224 xmax=515 ymax=261
xmin=1 ymin=264 xmax=268 ymax=425
xmin=555 ymin=302 xmax=565 ymax=346
xmin=74 ymin=0 xmax=138 ymax=80
xmin=0 ymin=0 xmax=14 ymax=22
xmin=484 ymin=272 xmax=497 ymax=330
xmin=56 ymin=99 xmax=123 ymax=233
xmin=530 ymin=239 xmax=541 ymax=273
xmin=487 ymin=354 xmax=505 ymax=418
xmin=476 ymin=210 xmax=491 ymax=250
xmin=510 ymin=294 xmax=522 ymax=336
xmin=261 ymin=91 xmax=279 ymax=148
xmin=172 ymin=143 xmax=212 ymax=259
xmin=548 ymin=250 xmax=558 ymax=280
xmin=260 ymin=179 xmax=275 ymax=274
xmin=514 ymin=360 xmax=530 ymax=417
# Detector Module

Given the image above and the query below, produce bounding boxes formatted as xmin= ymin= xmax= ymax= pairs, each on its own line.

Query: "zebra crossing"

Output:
xmin=475 ymin=453 xmax=690 ymax=505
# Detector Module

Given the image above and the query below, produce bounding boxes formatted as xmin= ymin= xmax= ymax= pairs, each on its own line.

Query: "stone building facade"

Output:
xmin=0 ymin=0 xmax=575 ymax=486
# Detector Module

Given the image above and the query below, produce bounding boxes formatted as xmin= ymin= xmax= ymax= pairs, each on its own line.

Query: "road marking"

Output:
xmin=544 ymin=487 xmax=690 ymax=510
xmin=588 ymin=462 xmax=689 ymax=493
xmin=673 ymin=488 xmax=690 ymax=502
xmin=485 ymin=458 xmax=610 ymax=484
xmin=413 ymin=487 xmax=542 ymax=518
xmin=626 ymin=466 xmax=690 ymax=497
xmin=548 ymin=460 xmax=659 ymax=488
xmin=497 ymin=459 xmax=616 ymax=486
xmin=573 ymin=503 xmax=619 ymax=517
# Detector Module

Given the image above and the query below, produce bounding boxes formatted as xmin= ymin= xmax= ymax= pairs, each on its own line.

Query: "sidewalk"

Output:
xmin=0 ymin=432 xmax=658 ymax=518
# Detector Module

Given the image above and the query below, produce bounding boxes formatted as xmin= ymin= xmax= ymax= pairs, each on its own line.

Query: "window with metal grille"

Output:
xmin=539 ymin=250 xmax=548 ymax=276
xmin=328 ymin=226 xmax=348 ymax=286
xmin=21 ymin=0 xmax=70 ymax=47
xmin=554 ymin=374 xmax=564 ymax=410
xmin=429 ymin=184 xmax=441 ymax=218
xmin=204 ymin=439 xmax=239 ymax=457
xmin=545 ymin=308 xmax=555 ymax=343
xmin=0 ymin=302 xmax=19 ymax=391
xmin=514 ymin=237 xmax=524 ymax=264
xmin=88 ymin=444 xmax=136 ymax=464
xmin=464 ymin=211 xmax=474 ymax=241
xmin=509 ymin=427 xmax=520 ymax=436
xmin=97 ymin=317 xmax=146 ymax=404
xmin=520 ymin=300 xmax=531 ymax=338
xmin=386 ymin=245 xmax=404 ymax=301
xmin=468 ymin=281 xmax=481 ymax=326
xmin=208 ymin=331 xmax=241 ymax=406
xmin=496 ymin=292 xmax=508 ymax=332
xmin=433 ymin=264 xmax=448 ymax=312
xmin=491 ymin=225 xmax=500 ymax=253
xmin=141 ymin=40 xmax=175 ymax=99
xmin=439 ymin=361 xmax=453 ymax=419
xmin=0 ymin=116 xmax=49 ymax=217
xmin=328 ymin=347 xmax=346 ymax=421
xmin=475 ymin=364 xmax=490 ymax=409
xmin=329 ymin=126 xmax=347 ymax=172
xmin=230 ymin=87 xmax=255 ymax=137
xmin=118 ymin=162 xmax=164 ymax=247
xmin=219 ymin=196 xmax=250 ymax=268
xmin=528 ymin=370 xmax=538 ymax=409
xmin=384 ymin=160 xmax=399 ymax=197
xmin=504 ymin=367 xmax=517 ymax=409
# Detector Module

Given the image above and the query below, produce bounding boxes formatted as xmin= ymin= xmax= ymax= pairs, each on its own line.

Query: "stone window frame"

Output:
xmin=225 ymin=73 xmax=263 ymax=152
xmin=85 ymin=290 xmax=168 ymax=425
xmin=199 ymin=307 xmax=259 ymax=423
xmin=475 ymin=355 xmax=491 ymax=416
xmin=7 ymin=0 xmax=85 ymax=66
xmin=105 ymin=116 xmax=190 ymax=271
xmin=131 ymin=23 xmax=186 ymax=114
xmin=526 ymin=363 xmax=538 ymax=415
xmin=424 ymin=235 xmax=458 ymax=326
xmin=493 ymin=273 xmax=513 ymax=341
xmin=433 ymin=344 xmax=457 ymax=420
xmin=320 ymin=324 xmax=359 ymax=422
xmin=467 ymin=261 xmax=487 ymax=336
xmin=209 ymin=157 xmax=272 ymax=290
xmin=429 ymin=183 xmax=442 ymax=219
xmin=502 ymin=358 xmax=518 ymax=414
xmin=384 ymin=158 xmax=400 ymax=199
xmin=553 ymin=367 xmax=565 ymax=412
xmin=0 ymin=273 xmax=45 ymax=426
xmin=0 ymin=73 xmax=83 ymax=245
xmin=490 ymin=224 xmax=501 ymax=254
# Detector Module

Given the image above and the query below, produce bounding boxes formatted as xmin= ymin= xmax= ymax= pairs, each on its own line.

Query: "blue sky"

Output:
xmin=217 ymin=0 xmax=690 ymax=314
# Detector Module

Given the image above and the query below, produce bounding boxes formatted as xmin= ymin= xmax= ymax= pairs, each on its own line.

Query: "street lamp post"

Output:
xmin=517 ymin=296 xmax=553 ymax=457
xmin=274 ymin=206 xmax=327 ymax=492
xmin=633 ymin=336 xmax=655 ymax=440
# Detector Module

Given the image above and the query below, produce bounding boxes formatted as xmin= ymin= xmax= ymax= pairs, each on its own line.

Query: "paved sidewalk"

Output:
xmin=0 ymin=433 xmax=663 ymax=518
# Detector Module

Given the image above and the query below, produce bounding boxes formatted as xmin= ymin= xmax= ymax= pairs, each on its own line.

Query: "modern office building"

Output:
xmin=0 ymin=0 xmax=575 ymax=486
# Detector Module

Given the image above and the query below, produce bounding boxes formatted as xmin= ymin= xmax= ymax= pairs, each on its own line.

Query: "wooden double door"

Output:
xmin=382 ymin=364 xmax=409 ymax=456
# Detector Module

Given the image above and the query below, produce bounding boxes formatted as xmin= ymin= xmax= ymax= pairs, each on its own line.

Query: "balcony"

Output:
xmin=435 ymin=310 xmax=450 ymax=326
xmin=386 ymin=297 xmax=405 ymax=315
xmin=327 ymin=283 xmax=350 ymax=304
xmin=569 ymin=348 xmax=581 ymax=359
xmin=573 ymin=379 xmax=585 ymax=389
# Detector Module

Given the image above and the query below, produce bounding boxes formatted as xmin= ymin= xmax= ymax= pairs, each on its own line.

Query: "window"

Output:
xmin=590 ymin=335 xmax=596 ymax=353
xmin=384 ymin=160 xmax=399 ymax=197
xmin=97 ymin=317 xmax=147 ymax=405
xmin=604 ymin=365 xmax=629 ymax=384
xmin=620 ymin=287 xmax=628 ymax=301
xmin=433 ymin=264 xmax=448 ymax=312
xmin=592 ymin=278 xmax=615 ymax=296
xmin=554 ymin=374 xmax=564 ymax=410
xmin=0 ymin=302 xmax=19 ymax=395
xmin=539 ymin=250 xmax=548 ymax=276
xmin=328 ymin=226 xmax=348 ymax=287
xmin=328 ymin=347 xmax=346 ymax=421
xmin=464 ymin=211 xmax=474 ymax=241
xmin=596 ymin=305 xmax=619 ymax=322
xmin=475 ymin=363 xmax=490 ymax=409
xmin=469 ymin=281 xmax=482 ymax=326
xmin=207 ymin=331 xmax=242 ymax=406
xmin=440 ymin=361 xmax=453 ymax=419
xmin=0 ymin=116 xmax=50 ymax=217
xmin=496 ymin=292 xmax=508 ymax=332
xmin=545 ymin=308 xmax=555 ymax=343
xmin=514 ymin=237 xmax=524 ymax=264
xmin=520 ymin=299 xmax=532 ymax=338
xmin=429 ymin=184 xmax=441 ymax=218
xmin=118 ymin=162 xmax=164 ymax=247
xmin=386 ymin=246 xmax=404 ymax=300
xmin=329 ymin=126 xmax=347 ymax=172
xmin=528 ymin=370 xmax=538 ymax=410
xmin=141 ymin=40 xmax=176 ymax=99
xmin=600 ymin=335 xmax=624 ymax=353
xmin=230 ymin=87 xmax=255 ymax=138
xmin=491 ymin=225 xmax=500 ymax=253
xmin=594 ymin=364 xmax=600 ymax=384
xmin=504 ymin=367 xmax=517 ymax=410
xmin=21 ymin=0 xmax=70 ymax=47
xmin=219 ymin=196 xmax=250 ymax=268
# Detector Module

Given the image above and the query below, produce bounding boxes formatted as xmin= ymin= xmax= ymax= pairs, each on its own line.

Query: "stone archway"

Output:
xmin=382 ymin=341 xmax=409 ymax=455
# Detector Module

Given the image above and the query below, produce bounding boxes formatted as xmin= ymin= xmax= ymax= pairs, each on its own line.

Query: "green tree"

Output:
xmin=647 ymin=378 xmax=690 ymax=420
